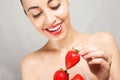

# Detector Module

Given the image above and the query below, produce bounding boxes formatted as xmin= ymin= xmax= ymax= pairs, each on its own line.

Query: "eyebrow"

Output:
xmin=48 ymin=0 xmax=53 ymax=4
xmin=27 ymin=6 xmax=39 ymax=11
xmin=27 ymin=0 xmax=55 ymax=11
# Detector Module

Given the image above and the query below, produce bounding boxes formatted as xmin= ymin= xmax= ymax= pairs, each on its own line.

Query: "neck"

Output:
xmin=46 ymin=26 xmax=80 ymax=51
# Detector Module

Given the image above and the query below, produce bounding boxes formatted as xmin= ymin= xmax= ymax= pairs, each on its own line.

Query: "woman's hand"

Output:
xmin=79 ymin=44 xmax=112 ymax=80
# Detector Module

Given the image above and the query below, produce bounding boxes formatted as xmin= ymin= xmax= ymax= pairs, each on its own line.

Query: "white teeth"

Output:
xmin=48 ymin=25 xmax=61 ymax=32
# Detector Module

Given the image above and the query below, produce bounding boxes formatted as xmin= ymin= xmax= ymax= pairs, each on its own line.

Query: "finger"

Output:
xmin=79 ymin=44 xmax=101 ymax=56
xmin=83 ymin=50 xmax=108 ymax=62
xmin=88 ymin=58 xmax=110 ymax=70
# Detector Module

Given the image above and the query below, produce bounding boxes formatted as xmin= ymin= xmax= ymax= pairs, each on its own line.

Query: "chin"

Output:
xmin=49 ymin=30 xmax=68 ymax=41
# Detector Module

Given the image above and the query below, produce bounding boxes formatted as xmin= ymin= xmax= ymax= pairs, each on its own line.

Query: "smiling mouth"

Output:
xmin=45 ymin=22 xmax=63 ymax=35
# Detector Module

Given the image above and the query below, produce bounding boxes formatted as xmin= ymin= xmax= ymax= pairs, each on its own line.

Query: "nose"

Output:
xmin=44 ymin=9 xmax=56 ymax=28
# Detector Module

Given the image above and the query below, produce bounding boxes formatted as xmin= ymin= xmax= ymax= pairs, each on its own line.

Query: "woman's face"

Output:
xmin=22 ymin=0 xmax=71 ymax=41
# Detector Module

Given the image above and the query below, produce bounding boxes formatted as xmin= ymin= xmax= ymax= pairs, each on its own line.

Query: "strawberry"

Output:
xmin=65 ymin=48 xmax=80 ymax=69
xmin=53 ymin=69 xmax=69 ymax=80
xmin=71 ymin=74 xmax=84 ymax=80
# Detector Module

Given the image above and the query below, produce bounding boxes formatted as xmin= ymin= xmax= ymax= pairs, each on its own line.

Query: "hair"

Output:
xmin=20 ymin=0 xmax=23 ymax=6
xmin=20 ymin=0 xmax=27 ymax=14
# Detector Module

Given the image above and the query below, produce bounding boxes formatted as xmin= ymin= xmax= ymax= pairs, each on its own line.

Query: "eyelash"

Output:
xmin=33 ymin=12 xmax=42 ymax=18
xmin=51 ymin=3 xmax=61 ymax=10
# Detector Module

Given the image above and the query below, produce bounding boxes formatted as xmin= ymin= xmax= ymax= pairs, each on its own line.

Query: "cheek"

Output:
xmin=31 ymin=17 xmax=45 ymax=31
xmin=55 ymin=6 xmax=69 ymax=20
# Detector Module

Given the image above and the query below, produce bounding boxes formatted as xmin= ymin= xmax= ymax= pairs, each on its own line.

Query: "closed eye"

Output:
xmin=33 ymin=12 xmax=42 ymax=18
xmin=50 ymin=3 xmax=61 ymax=10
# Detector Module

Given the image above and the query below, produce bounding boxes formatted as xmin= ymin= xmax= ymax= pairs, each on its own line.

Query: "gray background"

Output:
xmin=0 ymin=0 xmax=120 ymax=80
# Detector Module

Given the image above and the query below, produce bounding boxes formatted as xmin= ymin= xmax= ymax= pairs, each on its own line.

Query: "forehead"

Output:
xmin=22 ymin=0 xmax=49 ymax=9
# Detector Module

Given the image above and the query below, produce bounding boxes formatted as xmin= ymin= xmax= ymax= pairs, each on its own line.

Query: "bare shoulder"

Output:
xmin=84 ymin=32 xmax=120 ymax=55
xmin=21 ymin=50 xmax=43 ymax=80
xmin=21 ymin=49 xmax=44 ymax=70
xmin=90 ymin=32 xmax=120 ymax=54
xmin=92 ymin=32 xmax=114 ymax=41
xmin=89 ymin=32 xmax=117 ymax=45
xmin=22 ymin=52 xmax=39 ymax=68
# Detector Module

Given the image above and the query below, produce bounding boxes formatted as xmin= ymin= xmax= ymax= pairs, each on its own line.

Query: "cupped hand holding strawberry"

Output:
xmin=53 ymin=68 xmax=69 ymax=80
xmin=65 ymin=48 xmax=80 ymax=69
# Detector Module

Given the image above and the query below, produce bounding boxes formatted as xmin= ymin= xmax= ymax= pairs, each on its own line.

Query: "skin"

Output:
xmin=21 ymin=0 xmax=120 ymax=80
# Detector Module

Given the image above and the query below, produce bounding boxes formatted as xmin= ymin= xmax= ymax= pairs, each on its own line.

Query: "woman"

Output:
xmin=20 ymin=0 xmax=120 ymax=80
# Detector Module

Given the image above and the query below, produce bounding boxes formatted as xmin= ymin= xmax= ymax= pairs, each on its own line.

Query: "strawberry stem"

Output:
xmin=72 ymin=47 xmax=80 ymax=53
xmin=60 ymin=68 xmax=69 ymax=76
